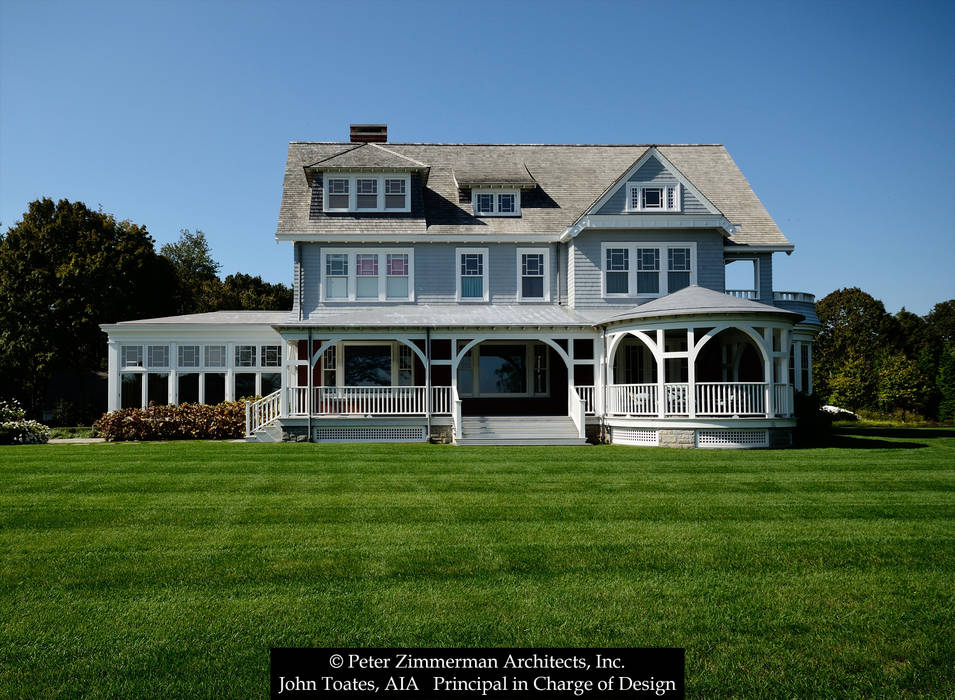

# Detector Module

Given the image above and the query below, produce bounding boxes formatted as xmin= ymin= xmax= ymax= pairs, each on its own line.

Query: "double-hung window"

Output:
xmin=322 ymin=173 xmax=411 ymax=212
xmin=627 ymin=183 xmax=681 ymax=212
xmin=518 ymin=249 xmax=549 ymax=301
xmin=602 ymin=242 xmax=696 ymax=298
xmin=321 ymin=249 xmax=414 ymax=302
xmin=457 ymin=248 xmax=488 ymax=301
xmin=260 ymin=345 xmax=281 ymax=367
xmin=472 ymin=189 xmax=521 ymax=217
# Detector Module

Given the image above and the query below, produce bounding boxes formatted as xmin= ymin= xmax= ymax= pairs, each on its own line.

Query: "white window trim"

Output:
xmin=626 ymin=183 xmax=681 ymax=212
xmin=472 ymin=188 xmax=521 ymax=217
xmin=320 ymin=341 xmax=416 ymax=388
xmin=455 ymin=247 xmax=489 ymax=302
xmin=457 ymin=341 xmax=550 ymax=398
xmin=600 ymin=242 xmax=697 ymax=299
xmin=320 ymin=249 xmax=415 ymax=303
xmin=322 ymin=172 xmax=411 ymax=213
xmin=516 ymin=247 xmax=550 ymax=302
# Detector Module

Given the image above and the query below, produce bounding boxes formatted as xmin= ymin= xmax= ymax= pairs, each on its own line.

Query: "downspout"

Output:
xmin=425 ymin=328 xmax=432 ymax=441
xmin=306 ymin=327 xmax=312 ymax=442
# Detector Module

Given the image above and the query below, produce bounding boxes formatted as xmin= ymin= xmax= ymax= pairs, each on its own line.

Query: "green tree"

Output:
xmin=159 ymin=229 xmax=221 ymax=313
xmin=827 ymin=353 xmax=877 ymax=411
xmin=937 ymin=346 xmax=955 ymax=421
xmin=876 ymin=352 xmax=930 ymax=417
xmin=218 ymin=273 xmax=293 ymax=311
xmin=0 ymin=198 xmax=177 ymax=414
xmin=926 ymin=300 xmax=955 ymax=345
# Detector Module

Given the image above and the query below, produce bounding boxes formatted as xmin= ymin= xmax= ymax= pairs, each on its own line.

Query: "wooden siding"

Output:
xmin=595 ymin=155 xmax=709 ymax=215
xmin=570 ymin=229 xmax=726 ymax=308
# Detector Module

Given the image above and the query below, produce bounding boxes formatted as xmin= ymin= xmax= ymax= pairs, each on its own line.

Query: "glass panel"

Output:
xmin=637 ymin=248 xmax=659 ymax=271
xmin=498 ymin=193 xmax=515 ymax=213
xmin=461 ymin=276 xmax=483 ymax=298
xmin=461 ymin=253 xmax=483 ymax=276
xmin=384 ymin=194 xmax=406 ymax=209
xmin=642 ymin=187 xmax=663 ymax=208
xmin=121 ymin=345 xmax=143 ymax=367
xmin=606 ymin=271 xmax=628 ymax=294
xmin=479 ymin=345 xmax=526 ymax=394
xmin=476 ymin=193 xmax=494 ymax=213
xmin=356 ymin=194 xmax=377 ymax=209
xmin=356 ymin=276 xmax=379 ymax=299
xmin=387 ymin=276 xmax=409 ymax=299
xmin=522 ymin=253 xmax=543 ymax=276
xmin=204 ymin=345 xmax=225 ymax=367
xmin=178 ymin=345 xmax=200 ymax=368
xmin=326 ymin=254 xmax=348 ymax=276
xmin=522 ymin=276 xmax=544 ymax=298
xmin=204 ymin=373 xmax=225 ymax=405
xmin=356 ymin=254 xmax=378 ymax=276
xmin=235 ymin=345 xmax=256 ymax=367
xmin=356 ymin=179 xmax=377 ymax=194
xmin=178 ymin=373 xmax=199 ymax=404
xmin=637 ymin=271 xmax=659 ymax=294
xmin=398 ymin=345 xmax=413 ymax=386
xmin=668 ymin=271 xmax=690 ymax=292
xmin=630 ymin=187 xmax=640 ymax=210
xmin=344 ymin=345 xmax=392 ymax=386
xmin=326 ymin=276 xmax=347 ymax=299
xmin=261 ymin=345 xmax=281 ymax=367
xmin=147 ymin=373 xmax=169 ymax=405
xmin=328 ymin=194 xmax=348 ymax=209
xmin=387 ymin=254 xmax=408 ymax=275
xmin=327 ymin=178 xmax=349 ymax=194
xmin=456 ymin=351 xmax=473 ymax=396
xmin=261 ymin=373 xmax=281 ymax=395
xmin=385 ymin=179 xmax=405 ymax=194
xmin=668 ymin=247 xmax=691 ymax=271
xmin=234 ymin=373 xmax=256 ymax=400
xmin=120 ymin=373 xmax=142 ymax=409
xmin=147 ymin=345 xmax=168 ymax=368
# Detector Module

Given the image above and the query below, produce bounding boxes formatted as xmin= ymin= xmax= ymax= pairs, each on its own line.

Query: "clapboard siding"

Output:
xmin=570 ymin=230 xmax=726 ymax=308
xmin=300 ymin=242 xmax=560 ymax=314
xmin=596 ymin=156 xmax=709 ymax=215
xmin=757 ymin=252 xmax=773 ymax=302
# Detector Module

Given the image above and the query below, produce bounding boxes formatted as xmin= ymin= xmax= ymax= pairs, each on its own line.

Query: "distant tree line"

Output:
xmin=814 ymin=288 xmax=955 ymax=421
xmin=0 ymin=198 xmax=292 ymax=420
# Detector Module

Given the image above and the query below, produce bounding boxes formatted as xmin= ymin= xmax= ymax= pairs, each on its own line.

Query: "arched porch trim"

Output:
xmin=451 ymin=335 xmax=572 ymax=377
xmin=310 ymin=335 xmax=428 ymax=368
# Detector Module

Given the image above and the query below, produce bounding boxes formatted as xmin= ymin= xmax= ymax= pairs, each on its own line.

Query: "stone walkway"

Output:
xmin=48 ymin=438 xmax=107 ymax=444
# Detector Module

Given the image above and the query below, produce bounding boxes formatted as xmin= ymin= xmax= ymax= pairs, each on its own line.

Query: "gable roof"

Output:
xmin=307 ymin=143 xmax=429 ymax=170
xmin=277 ymin=142 xmax=790 ymax=247
xmin=452 ymin=162 xmax=537 ymax=188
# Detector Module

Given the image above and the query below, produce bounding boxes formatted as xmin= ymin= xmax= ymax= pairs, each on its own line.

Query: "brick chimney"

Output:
xmin=350 ymin=124 xmax=387 ymax=143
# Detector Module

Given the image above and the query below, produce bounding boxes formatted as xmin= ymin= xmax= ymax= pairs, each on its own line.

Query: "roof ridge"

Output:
xmin=290 ymin=141 xmax=725 ymax=147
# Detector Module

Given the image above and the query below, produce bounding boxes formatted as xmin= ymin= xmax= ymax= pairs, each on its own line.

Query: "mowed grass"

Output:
xmin=1 ymin=431 xmax=953 ymax=698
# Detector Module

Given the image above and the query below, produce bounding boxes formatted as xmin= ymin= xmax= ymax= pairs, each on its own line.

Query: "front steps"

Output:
xmin=456 ymin=415 xmax=587 ymax=446
xmin=247 ymin=424 xmax=283 ymax=442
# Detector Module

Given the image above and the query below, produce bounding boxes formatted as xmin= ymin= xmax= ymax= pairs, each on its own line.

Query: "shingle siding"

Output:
xmin=595 ymin=155 xmax=709 ymax=215
xmin=570 ymin=229 xmax=726 ymax=308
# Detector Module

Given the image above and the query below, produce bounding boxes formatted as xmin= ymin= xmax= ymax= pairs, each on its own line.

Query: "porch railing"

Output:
xmin=774 ymin=383 xmax=793 ymax=417
xmin=773 ymin=291 xmax=815 ymax=303
xmin=574 ymin=385 xmax=596 ymax=415
xmin=607 ymin=383 xmax=658 ymax=415
xmin=725 ymin=289 xmax=758 ymax=299
xmin=666 ymin=383 xmax=689 ymax=415
xmin=245 ymin=389 xmax=282 ymax=437
xmin=695 ymin=382 xmax=765 ymax=416
xmin=452 ymin=385 xmax=462 ymax=440
xmin=287 ymin=386 xmax=452 ymax=416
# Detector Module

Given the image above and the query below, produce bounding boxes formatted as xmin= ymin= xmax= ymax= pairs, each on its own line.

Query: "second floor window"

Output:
xmin=603 ymin=243 xmax=696 ymax=298
xmin=321 ymin=250 xmax=414 ymax=302
xmin=457 ymin=248 xmax=488 ymax=301
xmin=473 ymin=189 xmax=521 ymax=217
xmin=518 ymin=249 xmax=549 ymax=301
xmin=627 ymin=183 xmax=681 ymax=212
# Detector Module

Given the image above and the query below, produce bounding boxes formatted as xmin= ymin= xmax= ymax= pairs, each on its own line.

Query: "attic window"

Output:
xmin=472 ymin=189 xmax=521 ymax=217
xmin=627 ymin=183 xmax=681 ymax=212
xmin=323 ymin=173 xmax=410 ymax=213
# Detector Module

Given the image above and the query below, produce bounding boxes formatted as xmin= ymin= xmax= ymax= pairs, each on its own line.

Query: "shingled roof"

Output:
xmin=277 ymin=142 xmax=789 ymax=247
xmin=308 ymin=143 xmax=429 ymax=170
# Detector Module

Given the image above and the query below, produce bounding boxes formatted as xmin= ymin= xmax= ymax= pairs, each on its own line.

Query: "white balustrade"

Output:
xmin=245 ymin=389 xmax=282 ymax=436
xmin=725 ymin=289 xmax=758 ymax=299
xmin=606 ymin=383 xmax=658 ymax=416
xmin=665 ymin=383 xmax=689 ymax=415
xmin=773 ymin=291 xmax=815 ymax=303
xmin=287 ymin=386 xmax=451 ymax=416
xmin=574 ymin=385 xmax=596 ymax=415
xmin=569 ymin=385 xmax=586 ymax=438
xmin=695 ymin=382 xmax=766 ymax=416
xmin=773 ymin=383 xmax=793 ymax=417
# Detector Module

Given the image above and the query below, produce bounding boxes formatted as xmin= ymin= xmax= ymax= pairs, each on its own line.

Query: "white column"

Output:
xmin=762 ymin=328 xmax=773 ymax=418
xmin=280 ymin=339 xmax=292 ymax=417
xmin=686 ymin=328 xmax=696 ymax=418
xmin=596 ymin=334 xmax=607 ymax=417
xmin=107 ymin=342 xmax=120 ymax=412
xmin=225 ymin=343 xmax=234 ymax=401
xmin=656 ymin=329 xmax=666 ymax=418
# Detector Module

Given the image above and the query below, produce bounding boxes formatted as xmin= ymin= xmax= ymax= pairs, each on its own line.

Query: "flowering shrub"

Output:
xmin=0 ymin=399 xmax=51 ymax=444
xmin=94 ymin=401 xmax=247 ymax=441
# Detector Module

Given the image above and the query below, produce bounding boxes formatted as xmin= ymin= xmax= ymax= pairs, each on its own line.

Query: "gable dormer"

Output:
xmin=453 ymin=162 xmax=537 ymax=218
xmin=304 ymin=143 xmax=429 ymax=215
xmin=594 ymin=148 xmax=714 ymax=216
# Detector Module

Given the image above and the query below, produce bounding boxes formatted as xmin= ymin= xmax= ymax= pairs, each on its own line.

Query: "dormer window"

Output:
xmin=322 ymin=173 xmax=411 ymax=213
xmin=472 ymin=189 xmax=521 ymax=217
xmin=627 ymin=183 xmax=681 ymax=212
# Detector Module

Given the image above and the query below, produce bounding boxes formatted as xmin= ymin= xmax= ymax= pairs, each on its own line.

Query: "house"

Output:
xmin=101 ymin=124 xmax=820 ymax=448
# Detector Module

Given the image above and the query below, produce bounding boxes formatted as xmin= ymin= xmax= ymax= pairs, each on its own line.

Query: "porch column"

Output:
xmin=107 ymin=341 xmax=119 ymax=412
xmin=225 ymin=343 xmax=235 ymax=401
xmin=279 ymin=339 xmax=292 ymax=417
xmin=779 ymin=329 xmax=791 ymax=417
xmin=762 ymin=328 xmax=773 ymax=418
xmin=807 ymin=344 xmax=813 ymax=395
xmin=656 ymin=329 xmax=666 ymax=418
xmin=168 ymin=342 xmax=177 ymax=405
xmin=596 ymin=333 xmax=607 ymax=417
xmin=793 ymin=341 xmax=803 ymax=392
xmin=686 ymin=328 xmax=696 ymax=418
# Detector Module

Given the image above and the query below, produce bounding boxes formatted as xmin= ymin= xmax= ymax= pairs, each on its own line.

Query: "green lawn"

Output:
xmin=1 ymin=430 xmax=953 ymax=698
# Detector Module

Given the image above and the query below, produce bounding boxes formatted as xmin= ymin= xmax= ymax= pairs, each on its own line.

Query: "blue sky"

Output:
xmin=2 ymin=0 xmax=953 ymax=315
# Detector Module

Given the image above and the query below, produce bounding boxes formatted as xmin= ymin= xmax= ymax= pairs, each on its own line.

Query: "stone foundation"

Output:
xmin=429 ymin=425 xmax=453 ymax=444
xmin=282 ymin=426 xmax=309 ymax=442
xmin=585 ymin=424 xmax=604 ymax=445
xmin=658 ymin=429 xmax=696 ymax=448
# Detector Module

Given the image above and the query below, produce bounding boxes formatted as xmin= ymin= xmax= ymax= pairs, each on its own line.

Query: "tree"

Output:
xmin=218 ymin=273 xmax=293 ymax=311
xmin=0 ymin=198 xmax=177 ymax=414
xmin=937 ymin=346 xmax=955 ymax=421
xmin=159 ymin=229 xmax=220 ymax=313
xmin=876 ymin=352 xmax=930 ymax=417
xmin=926 ymin=300 xmax=955 ymax=345
xmin=827 ymin=353 xmax=877 ymax=412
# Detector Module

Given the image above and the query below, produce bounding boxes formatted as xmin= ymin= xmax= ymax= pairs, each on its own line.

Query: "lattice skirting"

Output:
xmin=312 ymin=426 xmax=427 ymax=443
xmin=610 ymin=427 xmax=659 ymax=446
xmin=696 ymin=429 xmax=769 ymax=449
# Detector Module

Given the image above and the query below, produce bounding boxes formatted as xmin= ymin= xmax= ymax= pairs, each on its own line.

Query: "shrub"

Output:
xmin=0 ymin=398 xmax=51 ymax=444
xmin=793 ymin=391 xmax=832 ymax=447
xmin=93 ymin=401 xmax=247 ymax=441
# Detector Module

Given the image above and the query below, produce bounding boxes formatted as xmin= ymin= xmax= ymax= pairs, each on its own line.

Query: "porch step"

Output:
xmin=457 ymin=416 xmax=587 ymax=446
xmin=247 ymin=424 xmax=283 ymax=443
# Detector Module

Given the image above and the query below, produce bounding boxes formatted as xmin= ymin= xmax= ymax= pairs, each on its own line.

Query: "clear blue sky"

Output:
xmin=2 ymin=0 xmax=953 ymax=315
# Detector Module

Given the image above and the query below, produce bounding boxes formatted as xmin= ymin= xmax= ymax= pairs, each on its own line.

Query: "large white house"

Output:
xmin=101 ymin=124 xmax=819 ymax=447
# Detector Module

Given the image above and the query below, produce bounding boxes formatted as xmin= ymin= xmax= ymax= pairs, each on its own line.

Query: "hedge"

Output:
xmin=0 ymin=399 xmax=51 ymax=444
xmin=94 ymin=401 xmax=247 ymax=441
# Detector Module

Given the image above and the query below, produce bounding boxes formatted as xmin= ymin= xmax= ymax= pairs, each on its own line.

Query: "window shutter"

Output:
xmin=671 ymin=184 xmax=681 ymax=212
